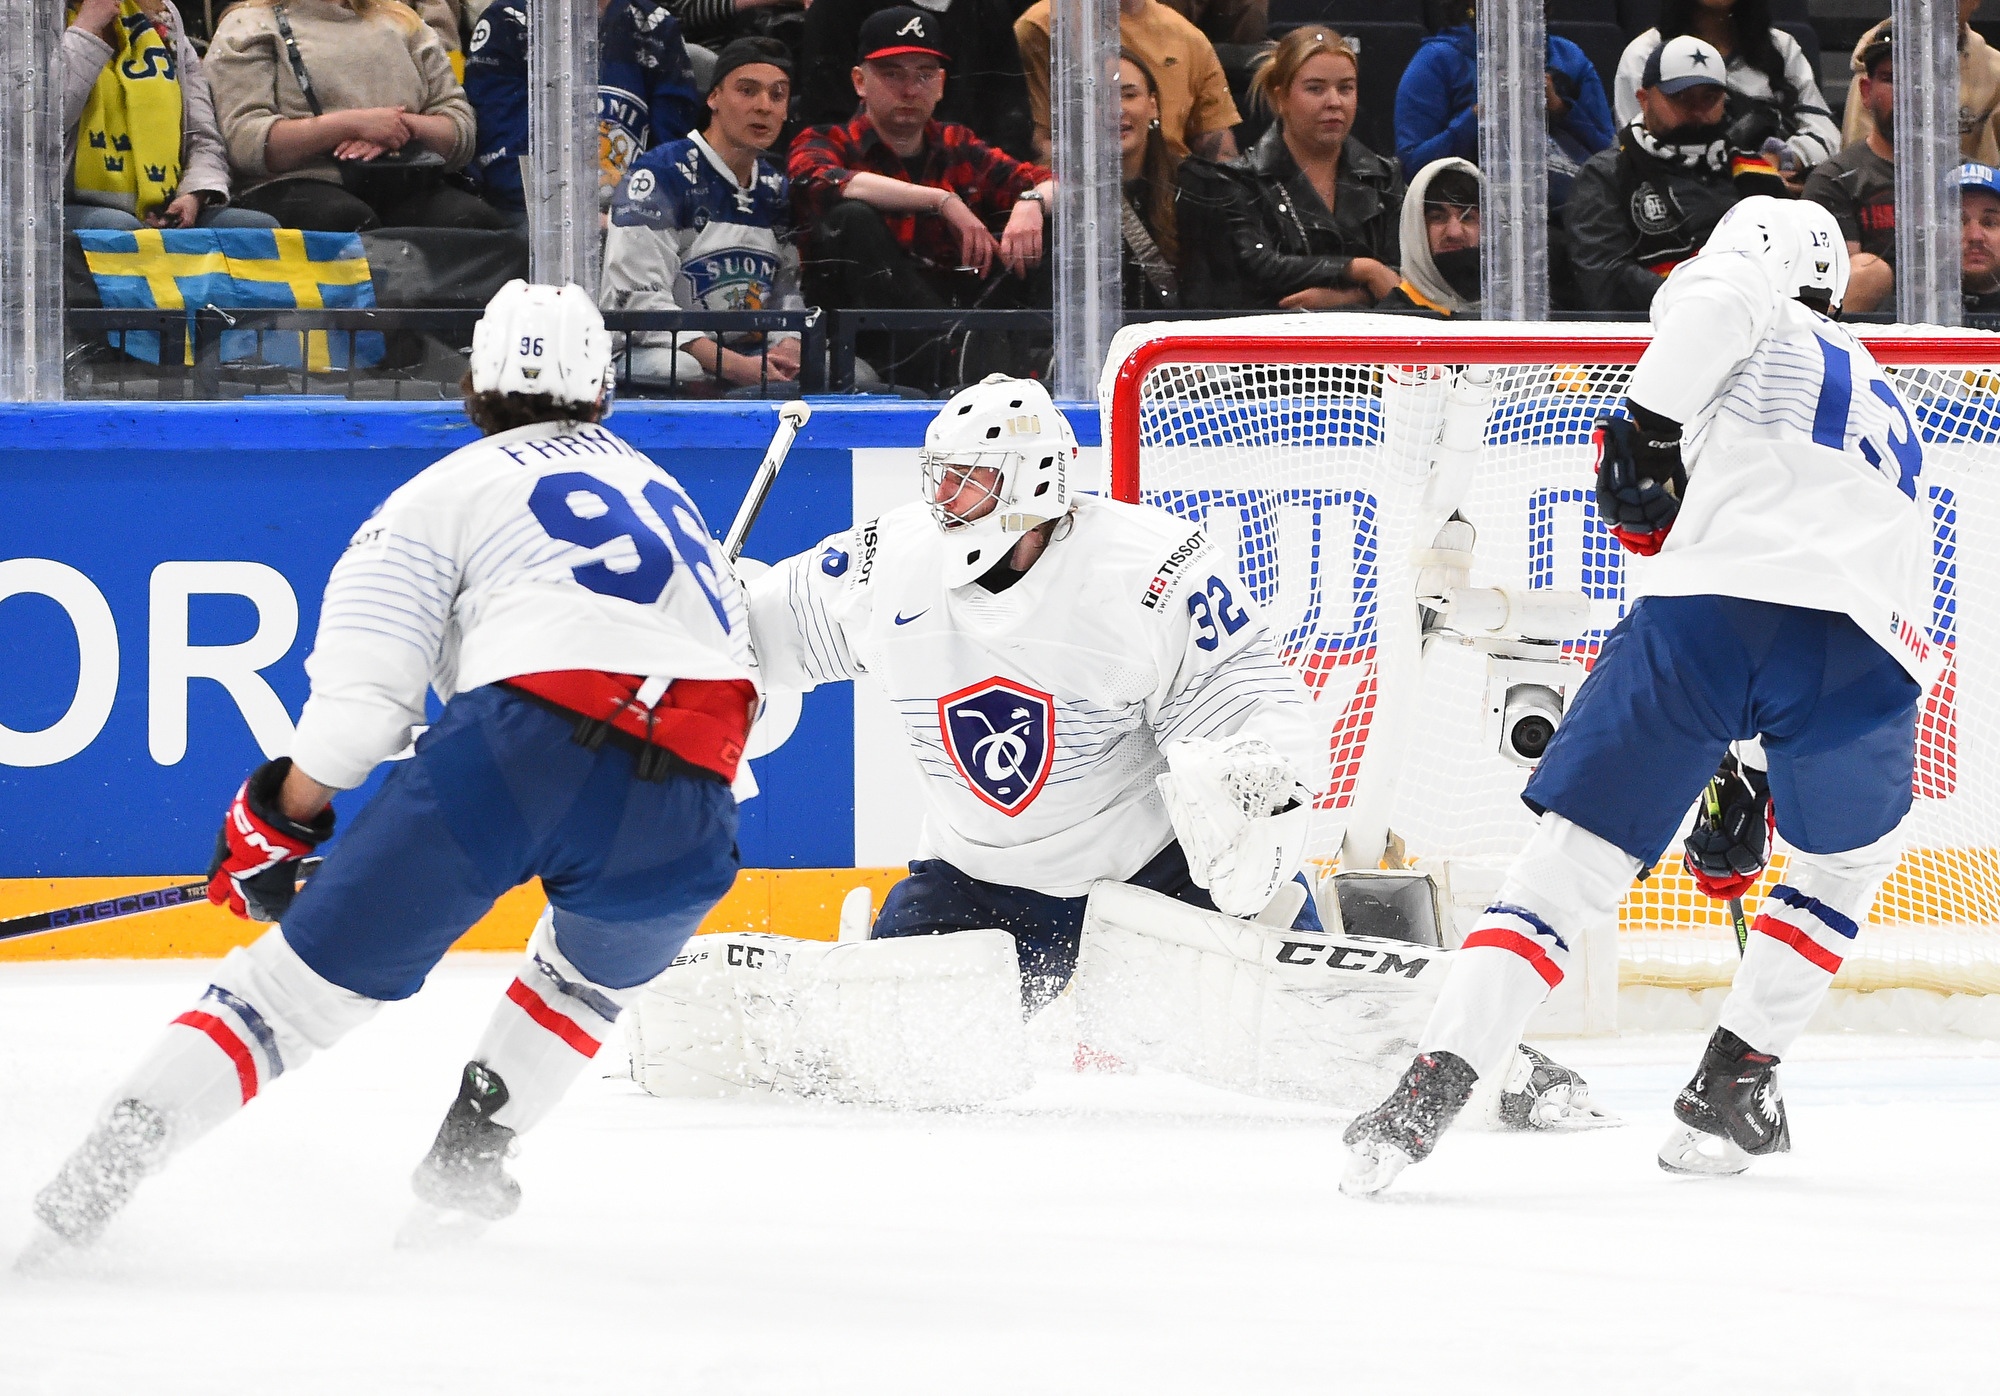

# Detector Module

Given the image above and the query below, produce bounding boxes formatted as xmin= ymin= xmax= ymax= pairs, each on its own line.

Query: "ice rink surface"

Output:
xmin=4 ymin=957 xmax=1999 ymax=1396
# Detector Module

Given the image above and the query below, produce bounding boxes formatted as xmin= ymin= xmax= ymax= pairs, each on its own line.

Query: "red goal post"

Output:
xmin=1100 ymin=317 xmax=2000 ymax=1006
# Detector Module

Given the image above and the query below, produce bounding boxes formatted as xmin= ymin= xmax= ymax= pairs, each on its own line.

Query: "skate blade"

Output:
xmin=1657 ymin=1125 xmax=1753 ymax=1177
xmin=394 ymin=1201 xmax=492 ymax=1250
xmin=1340 ymin=1138 xmax=1414 ymax=1197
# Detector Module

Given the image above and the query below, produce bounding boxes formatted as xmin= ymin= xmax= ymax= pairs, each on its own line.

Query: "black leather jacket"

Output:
xmin=1563 ymin=125 xmax=1742 ymax=313
xmin=1176 ymin=125 xmax=1404 ymax=309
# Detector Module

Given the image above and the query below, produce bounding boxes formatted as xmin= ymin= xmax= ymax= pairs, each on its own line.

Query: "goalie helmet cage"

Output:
xmin=1102 ymin=315 xmax=2000 ymax=1003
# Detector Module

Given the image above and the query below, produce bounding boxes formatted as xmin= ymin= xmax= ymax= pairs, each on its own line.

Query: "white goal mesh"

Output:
xmin=1102 ymin=316 xmax=2000 ymax=996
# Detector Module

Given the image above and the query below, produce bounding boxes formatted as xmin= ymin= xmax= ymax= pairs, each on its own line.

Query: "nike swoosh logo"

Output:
xmin=894 ymin=610 xmax=928 ymax=625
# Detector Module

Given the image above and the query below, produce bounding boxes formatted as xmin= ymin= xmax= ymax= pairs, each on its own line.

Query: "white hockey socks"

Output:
xmin=1717 ymin=829 xmax=1901 ymax=1057
xmin=114 ymin=928 xmax=382 ymax=1149
xmin=1420 ymin=815 xmax=1640 ymax=1079
xmin=468 ymin=908 xmax=641 ymax=1135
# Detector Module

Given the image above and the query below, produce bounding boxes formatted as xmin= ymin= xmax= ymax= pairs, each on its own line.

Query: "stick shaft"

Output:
xmin=722 ymin=401 xmax=810 ymax=562
xmin=0 ymin=858 xmax=323 ymax=944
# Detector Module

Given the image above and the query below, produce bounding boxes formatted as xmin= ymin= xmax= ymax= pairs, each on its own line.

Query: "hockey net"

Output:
xmin=1102 ymin=316 xmax=2000 ymax=999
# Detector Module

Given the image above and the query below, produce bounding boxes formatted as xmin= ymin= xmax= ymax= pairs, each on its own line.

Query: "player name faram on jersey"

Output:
xmin=1271 ymin=938 xmax=1432 ymax=977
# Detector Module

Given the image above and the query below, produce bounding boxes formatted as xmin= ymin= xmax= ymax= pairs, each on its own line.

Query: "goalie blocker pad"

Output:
xmin=1073 ymin=881 xmax=1449 ymax=1110
xmin=625 ymin=930 xmax=1031 ymax=1108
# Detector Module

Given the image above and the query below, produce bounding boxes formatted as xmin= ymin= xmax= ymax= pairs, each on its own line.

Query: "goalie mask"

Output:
xmin=921 ymin=375 xmax=1078 ymax=588
xmin=470 ymin=279 xmax=616 ymax=418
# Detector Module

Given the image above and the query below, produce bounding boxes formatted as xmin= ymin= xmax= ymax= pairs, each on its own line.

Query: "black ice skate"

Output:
xmin=28 ymin=1099 xmax=170 ymax=1252
xmin=1340 ymin=1051 xmax=1479 ymax=1196
xmin=1657 ymin=1027 xmax=1791 ymax=1177
xmin=1498 ymin=1044 xmax=1620 ymax=1131
xmin=401 ymin=1062 xmax=520 ymax=1245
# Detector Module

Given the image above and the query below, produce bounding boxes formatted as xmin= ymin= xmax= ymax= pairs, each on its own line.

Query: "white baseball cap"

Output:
xmin=1641 ymin=35 xmax=1727 ymax=95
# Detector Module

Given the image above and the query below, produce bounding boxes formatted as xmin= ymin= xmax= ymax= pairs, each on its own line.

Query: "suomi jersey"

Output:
xmin=1625 ymin=243 xmax=1941 ymax=688
xmin=289 ymin=421 xmax=755 ymax=792
xmin=748 ymin=495 xmax=1323 ymax=897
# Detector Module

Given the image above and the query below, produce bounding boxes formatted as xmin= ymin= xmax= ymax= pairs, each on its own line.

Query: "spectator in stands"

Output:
xmin=800 ymin=0 xmax=1033 ymax=160
xmin=1015 ymin=0 xmax=1240 ymax=164
xmin=1802 ymin=30 xmax=1895 ymax=315
xmin=1175 ymin=27 xmax=1401 ymax=311
xmin=1567 ymin=36 xmax=1741 ymax=313
xmin=1158 ymin=0 xmax=1265 ymax=50
xmin=1842 ymin=3 xmax=2000 ymax=166
xmin=1393 ymin=0 xmax=1613 ymax=211
xmin=412 ymin=0 xmax=467 ymax=82
xmin=63 ymin=0 xmax=278 ymax=232
xmin=601 ymin=38 xmax=803 ymax=391
xmin=205 ymin=0 xmax=510 ymax=233
xmin=464 ymin=0 xmax=703 ymax=224
xmin=659 ymin=0 xmax=803 ymax=56
xmin=1963 ymin=162 xmax=2000 ymax=315
xmin=788 ymin=7 xmax=1052 ymax=390
xmin=1377 ymin=158 xmax=1481 ymax=318
xmin=1614 ymin=0 xmax=1838 ymax=185
xmin=1120 ymin=48 xmax=1180 ymax=311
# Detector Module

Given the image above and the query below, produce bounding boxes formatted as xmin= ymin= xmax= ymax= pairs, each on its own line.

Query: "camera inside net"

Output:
xmin=1482 ymin=655 xmax=1581 ymax=768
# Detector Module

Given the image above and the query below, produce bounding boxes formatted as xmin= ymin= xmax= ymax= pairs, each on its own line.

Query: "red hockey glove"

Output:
xmin=1592 ymin=402 xmax=1687 ymax=557
xmin=1682 ymin=756 xmax=1774 ymax=901
xmin=207 ymin=757 xmax=335 ymax=922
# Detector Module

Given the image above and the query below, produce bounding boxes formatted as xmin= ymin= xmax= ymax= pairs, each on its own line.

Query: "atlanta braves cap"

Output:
xmin=1641 ymin=34 xmax=1728 ymax=95
xmin=858 ymin=6 xmax=951 ymax=65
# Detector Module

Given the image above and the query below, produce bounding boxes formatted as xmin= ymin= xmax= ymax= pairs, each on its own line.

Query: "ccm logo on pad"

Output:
xmin=1273 ymin=940 xmax=1430 ymax=978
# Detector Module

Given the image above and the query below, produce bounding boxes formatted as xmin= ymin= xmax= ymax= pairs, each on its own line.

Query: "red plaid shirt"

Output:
xmin=788 ymin=116 xmax=1052 ymax=270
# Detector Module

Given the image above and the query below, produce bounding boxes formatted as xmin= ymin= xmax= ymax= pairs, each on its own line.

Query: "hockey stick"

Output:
xmin=0 ymin=858 xmax=323 ymax=945
xmin=722 ymin=399 xmax=811 ymax=563
xmin=1700 ymin=778 xmax=1751 ymax=957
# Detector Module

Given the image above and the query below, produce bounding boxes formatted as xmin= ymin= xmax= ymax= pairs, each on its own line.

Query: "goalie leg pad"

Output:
xmin=627 ymin=928 xmax=1031 ymax=1107
xmin=1716 ymin=827 xmax=1902 ymax=1058
xmin=1073 ymin=880 xmax=1447 ymax=1109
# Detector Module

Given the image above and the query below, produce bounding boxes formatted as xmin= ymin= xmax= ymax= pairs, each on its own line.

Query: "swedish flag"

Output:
xmin=78 ymin=227 xmax=383 ymax=371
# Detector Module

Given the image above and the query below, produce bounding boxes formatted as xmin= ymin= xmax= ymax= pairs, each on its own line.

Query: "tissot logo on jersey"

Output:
xmin=1140 ymin=531 xmax=1206 ymax=610
xmin=938 ymin=678 xmax=1054 ymax=815
xmin=855 ymin=520 xmax=881 ymax=586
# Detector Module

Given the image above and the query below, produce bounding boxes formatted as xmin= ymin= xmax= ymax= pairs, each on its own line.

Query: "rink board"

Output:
xmin=0 ymin=399 xmax=1098 ymax=956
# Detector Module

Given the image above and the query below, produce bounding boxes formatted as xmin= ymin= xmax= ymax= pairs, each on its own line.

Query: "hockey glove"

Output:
xmin=207 ymin=757 xmax=335 ymax=922
xmin=1592 ymin=402 xmax=1686 ymax=556
xmin=1682 ymin=754 xmax=1773 ymax=901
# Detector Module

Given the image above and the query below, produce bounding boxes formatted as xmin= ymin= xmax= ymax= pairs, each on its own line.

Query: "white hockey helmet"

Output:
xmin=470 ymin=279 xmax=615 ymax=417
xmin=920 ymin=375 xmax=1078 ymax=587
xmin=1704 ymin=196 xmax=1850 ymax=313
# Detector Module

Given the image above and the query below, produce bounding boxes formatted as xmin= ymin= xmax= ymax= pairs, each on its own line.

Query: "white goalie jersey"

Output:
xmin=290 ymin=420 xmax=757 ymax=791
xmin=1626 ymin=236 xmax=1942 ymax=690
xmin=746 ymin=495 xmax=1325 ymax=896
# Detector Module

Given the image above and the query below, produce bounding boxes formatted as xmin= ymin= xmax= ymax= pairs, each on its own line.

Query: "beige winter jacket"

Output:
xmin=204 ymin=0 xmax=477 ymax=194
xmin=62 ymin=4 xmax=234 ymax=204
xmin=1840 ymin=19 xmax=2000 ymax=164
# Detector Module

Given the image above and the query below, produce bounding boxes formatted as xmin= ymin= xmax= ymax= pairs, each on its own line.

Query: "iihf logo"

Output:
xmin=938 ymin=677 xmax=1053 ymax=815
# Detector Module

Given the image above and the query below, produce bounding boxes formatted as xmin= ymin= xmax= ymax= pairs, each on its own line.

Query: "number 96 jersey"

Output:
xmin=289 ymin=420 xmax=756 ymax=792
xmin=1625 ymin=251 xmax=1941 ymax=689
xmin=747 ymin=495 xmax=1325 ymax=897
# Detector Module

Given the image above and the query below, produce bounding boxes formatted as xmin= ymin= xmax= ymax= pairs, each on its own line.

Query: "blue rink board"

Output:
xmin=0 ymin=399 xmax=1098 ymax=877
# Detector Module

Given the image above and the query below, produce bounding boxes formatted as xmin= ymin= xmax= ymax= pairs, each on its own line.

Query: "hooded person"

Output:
xmin=1378 ymin=158 xmax=1482 ymax=317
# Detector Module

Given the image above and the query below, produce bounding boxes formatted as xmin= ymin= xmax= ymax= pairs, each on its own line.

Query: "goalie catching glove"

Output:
xmin=1592 ymin=400 xmax=1686 ymax=557
xmin=1683 ymin=751 xmax=1774 ymax=901
xmin=207 ymin=757 xmax=335 ymax=922
xmin=1156 ymin=736 xmax=1313 ymax=918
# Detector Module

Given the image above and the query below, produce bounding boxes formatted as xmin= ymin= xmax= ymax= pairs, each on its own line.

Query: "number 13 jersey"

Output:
xmin=747 ymin=495 xmax=1324 ymax=897
xmin=1625 ymin=249 xmax=1941 ymax=688
xmin=290 ymin=420 xmax=756 ymax=792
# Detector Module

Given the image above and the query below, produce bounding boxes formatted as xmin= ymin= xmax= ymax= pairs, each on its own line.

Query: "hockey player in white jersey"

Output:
xmin=29 ymin=282 xmax=759 ymax=1249
xmin=747 ymin=375 xmax=1328 ymax=1007
xmin=1343 ymin=197 xmax=1936 ymax=1193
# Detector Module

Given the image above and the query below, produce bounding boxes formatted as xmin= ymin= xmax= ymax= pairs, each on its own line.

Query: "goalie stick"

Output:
xmin=0 ymin=858 xmax=324 ymax=945
xmin=722 ymin=399 xmax=810 ymax=563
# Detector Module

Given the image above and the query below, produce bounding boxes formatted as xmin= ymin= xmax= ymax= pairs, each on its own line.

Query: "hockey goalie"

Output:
xmin=625 ymin=375 xmax=1603 ymax=1124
